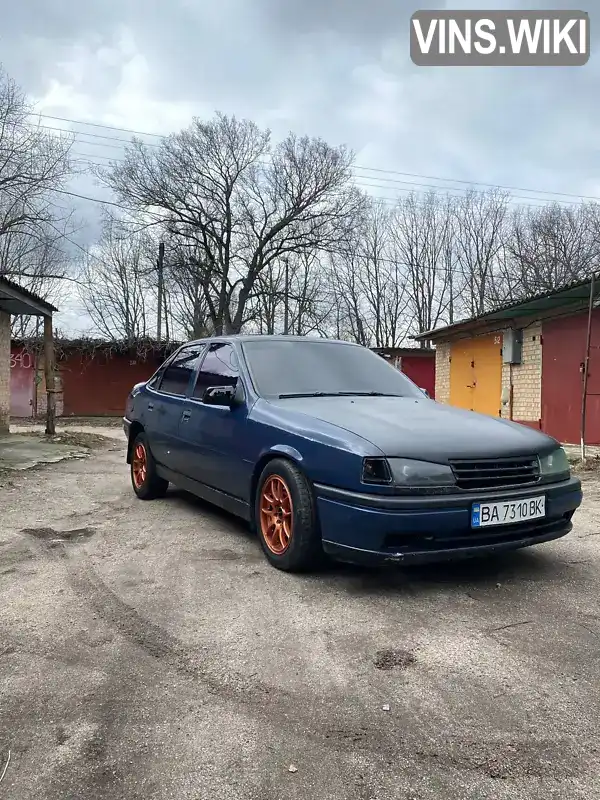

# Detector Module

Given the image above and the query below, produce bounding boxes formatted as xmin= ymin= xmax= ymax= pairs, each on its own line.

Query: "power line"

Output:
xmin=351 ymin=165 xmax=600 ymax=203
xmin=51 ymin=187 xmax=130 ymax=209
xmin=65 ymin=151 xmax=579 ymax=209
xmin=36 ymin=123 xmax=161 ymax=148
xmin=28 ymin=112 xmax=165 ymax=140
xmin=71 ymin=151 xmax=118 ymax=161
xmin=352 ymin=180 xmax=574 ymax=208
xmin=55 ymin=159 xmax=568 ymax=212
xmin=62 ymin=136 xmax=586 ymax=208
xmin=29 ymin=111 xmax=600 ymax=203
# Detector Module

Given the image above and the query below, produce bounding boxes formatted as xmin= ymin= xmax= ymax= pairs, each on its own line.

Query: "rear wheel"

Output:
xmin=255 ymin=458 xmax=322 ymax=572
xmin=131 ymin=432 xmax=169 ymax=500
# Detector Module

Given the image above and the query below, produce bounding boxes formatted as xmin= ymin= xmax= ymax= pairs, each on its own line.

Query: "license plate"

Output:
xmin=471 ymin=496 xmax=545 ymax=528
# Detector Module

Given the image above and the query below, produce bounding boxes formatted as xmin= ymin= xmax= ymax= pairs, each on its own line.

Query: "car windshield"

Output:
xmin=242 ymin=339 xmax=424 ymax=399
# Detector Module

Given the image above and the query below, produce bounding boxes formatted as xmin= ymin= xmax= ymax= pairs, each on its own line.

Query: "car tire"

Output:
xmin=130 ymin=432 xmax=169 ymax=500
xmin=254 ymin=458 xmax=322 ymax=572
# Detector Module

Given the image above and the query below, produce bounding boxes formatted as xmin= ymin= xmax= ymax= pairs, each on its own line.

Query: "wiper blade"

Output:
xmin=278 ymin=392 xmax=342 ymax=399
xmin=338 ymin=391 xmax=403 ymax=397
xmin=277 ymin=391 xmax=403 ymax=399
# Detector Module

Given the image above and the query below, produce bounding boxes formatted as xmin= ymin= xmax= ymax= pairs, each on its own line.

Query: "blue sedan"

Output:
xmin=123 ymin=335 xmax=582 ymax=571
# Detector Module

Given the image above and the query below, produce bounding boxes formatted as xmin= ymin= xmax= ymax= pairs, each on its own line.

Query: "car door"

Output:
xmin=144 ymin=344 xmax=206 ymax=470
xmin=177 ymin=342 xmax=252 ymax=498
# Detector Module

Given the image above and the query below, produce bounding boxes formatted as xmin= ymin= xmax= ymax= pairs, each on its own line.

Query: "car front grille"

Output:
xmin=449 ymin=456 xmax=540 ymax=491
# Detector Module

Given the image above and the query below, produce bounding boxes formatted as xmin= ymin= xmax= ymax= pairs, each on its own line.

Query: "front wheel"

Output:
xmin=254 ymin=458 xmax=322 ymax=572
xmin=131 ymin=432 xmax=169 ymax=500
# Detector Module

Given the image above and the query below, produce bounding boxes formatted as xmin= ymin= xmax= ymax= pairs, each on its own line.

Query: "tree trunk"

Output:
xmin=44 ymin=315 xmax=56 ymax=436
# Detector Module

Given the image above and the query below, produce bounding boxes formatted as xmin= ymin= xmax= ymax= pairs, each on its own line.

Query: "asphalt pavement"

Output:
xmin=0 ymin=432 xmax=598 ymax=800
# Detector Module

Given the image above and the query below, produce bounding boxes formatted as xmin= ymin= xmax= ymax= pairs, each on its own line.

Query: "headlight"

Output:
xmin=388 ymin=458 xmax=456 ymax=489
xmin=539 ymin=447 xmax=570 ymax=477
xmin=361 ymin=458 xmax=392 ymax=485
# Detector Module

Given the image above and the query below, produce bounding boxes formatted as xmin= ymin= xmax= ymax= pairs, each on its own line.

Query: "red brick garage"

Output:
xmin=58 ymin=342 xmax=178 ymax=417
xmin=372 ymin=347 xmax=436 ymax=398
xmin=542 ymin=309 xmax=600 ymax=446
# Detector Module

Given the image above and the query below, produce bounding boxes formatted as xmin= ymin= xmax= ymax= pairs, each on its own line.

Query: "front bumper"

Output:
xmin=315 ymin=476 xmax=582 ymax=566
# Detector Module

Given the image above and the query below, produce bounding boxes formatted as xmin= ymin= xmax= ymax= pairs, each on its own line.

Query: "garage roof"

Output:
xmin=0 ymin=276 xmax=57 ymax=317
xmin=413 ymin=274 xmax=599 ymax=342
xmin=372 ymin=346 xmax=435 ymax=358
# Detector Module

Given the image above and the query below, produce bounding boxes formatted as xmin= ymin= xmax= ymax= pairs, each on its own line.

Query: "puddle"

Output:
xmin=373 ymin=648 xmax=417 ymax=671
xmin=21 ymin=527 xmax=96 ymax=545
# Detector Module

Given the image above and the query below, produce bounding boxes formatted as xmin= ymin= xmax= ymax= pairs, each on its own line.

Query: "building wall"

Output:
xmin=401 ymin=355 xmax=436 ymax=398
xmin=541 ymin=311 xmax=600 ymax=444
xmin=434 ymin=324 xmax=542 ymax=424
xmin=60 ymin=350 xmax=162 ymax=416
xmin=0 ymin=312 xmax=10 ymax=432
xmin=434 ymin=342 xmax=451 ymax=403
xmin=10 ymin=345 xmax=35 ymax=417
xmin=500 ymin=323 xmax=542 ymax=425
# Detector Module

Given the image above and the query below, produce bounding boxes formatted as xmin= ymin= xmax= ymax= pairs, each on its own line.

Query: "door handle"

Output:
xmin=147 ymin=402 xmax=154 ymax=411
xmin=181 ymin=410 xmax=191 ymax=422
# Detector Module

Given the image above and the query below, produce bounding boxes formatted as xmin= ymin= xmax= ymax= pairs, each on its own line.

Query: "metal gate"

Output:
xmin=449 ymin=333 xmax=503 ymax=416
xmin=542 ymin=311 xmax=600 ymax=444
xmin=10 ymin=348 xmax=34 ymax=418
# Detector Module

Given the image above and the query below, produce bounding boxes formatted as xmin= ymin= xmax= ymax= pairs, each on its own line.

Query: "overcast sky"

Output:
xmin=1 ymin=0 xmax=597 ymax=332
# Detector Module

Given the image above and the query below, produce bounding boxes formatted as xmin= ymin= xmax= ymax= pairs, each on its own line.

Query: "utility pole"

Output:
xmin=283 ymin=256 xmax=290 ymax=335
xmin=44 ymin=315 xmax=56 ymax=435
xmin=156 ymin=241 xmax=165 ymax=341
xmin=581 ymin=272 xmax=595 ymax=461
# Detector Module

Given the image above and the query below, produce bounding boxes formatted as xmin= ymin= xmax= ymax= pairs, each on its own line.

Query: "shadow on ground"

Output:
xmin=163 ymin=484 xmax=563 ymax=595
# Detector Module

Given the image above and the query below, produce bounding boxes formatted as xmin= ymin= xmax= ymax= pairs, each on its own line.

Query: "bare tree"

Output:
xmin=499 ymin=202 xmax=599 ymax=299
xmin=251 ymin=258 xmax=285 ymax=334
xmin=329 ymin=252 xmax=370 ymax=345
xmin=78 ymin=214 xmax=154 ymax=341
xmin=164 ymin=239 xmax=215 ymax=339
xmin=0 ymin=68 xmax=73 ymax=247
xmin=287 ymin=252 xmax=335 ymax=336
xmin=246 ymin=251 xmax=335 ymax=336
xmin=392 ymin=191 xmax=456 ymax=338
xmin=0 ymin=66 xmax=76 ymax=336
xmin=330 ymin=200 xmax=410 ymax=347
xmin=101 ymin=113 xmax=363 ymax=334
xmin=5 ymin=227 xmax=72 ymax=337
xmin=452 ymin=188 xmax=510 ymax=316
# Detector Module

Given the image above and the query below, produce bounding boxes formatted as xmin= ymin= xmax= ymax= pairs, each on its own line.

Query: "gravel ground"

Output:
xmin=1 ymin=434 xmax=599 ymax=800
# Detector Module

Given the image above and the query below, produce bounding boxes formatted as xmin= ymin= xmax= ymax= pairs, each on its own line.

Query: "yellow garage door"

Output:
xmin=450 ymin=334 xmax=502 ymax=417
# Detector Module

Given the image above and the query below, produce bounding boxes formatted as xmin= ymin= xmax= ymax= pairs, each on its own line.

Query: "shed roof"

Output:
xmin=0 ymin=276 xmax=57 ymax=317
xmin=372 ymin=346 xmax=435 ymax=358
xmin=413 ymin=274 xmax=600 ymax=342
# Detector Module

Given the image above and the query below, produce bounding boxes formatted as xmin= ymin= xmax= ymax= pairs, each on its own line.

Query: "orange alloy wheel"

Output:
xmin=132 ymin=443 xmax=148 ymax=489
xmin=260 ymin=475 xmax=293 ymax=555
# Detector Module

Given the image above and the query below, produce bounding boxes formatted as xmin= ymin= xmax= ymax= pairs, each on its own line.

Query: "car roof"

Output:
xmin=185 ymin=334 xmax=362 ymax=347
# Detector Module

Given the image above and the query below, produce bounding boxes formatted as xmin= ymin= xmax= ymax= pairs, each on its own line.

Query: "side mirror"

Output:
xmin=202 ymin=385 xmax=236 ymax=407
xmin=420 ymin=387 xmax=430 ymax=398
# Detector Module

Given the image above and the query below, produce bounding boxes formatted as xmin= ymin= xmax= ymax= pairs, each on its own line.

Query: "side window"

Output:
xmin=147 ymin=357 xmax=172 ymax=390
xmin=158 ymin=345 xmax=206 ymax=396
xmin=192 ymin=343 xmax=239 ymax=400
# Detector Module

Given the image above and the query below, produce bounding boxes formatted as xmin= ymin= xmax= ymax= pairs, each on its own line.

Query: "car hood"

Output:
xmin=270 ymin=396 xmax=558 ymax=461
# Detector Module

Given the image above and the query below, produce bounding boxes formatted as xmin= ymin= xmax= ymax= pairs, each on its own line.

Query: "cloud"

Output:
xmin=1 ymin=0 xmax=598 ymax=333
